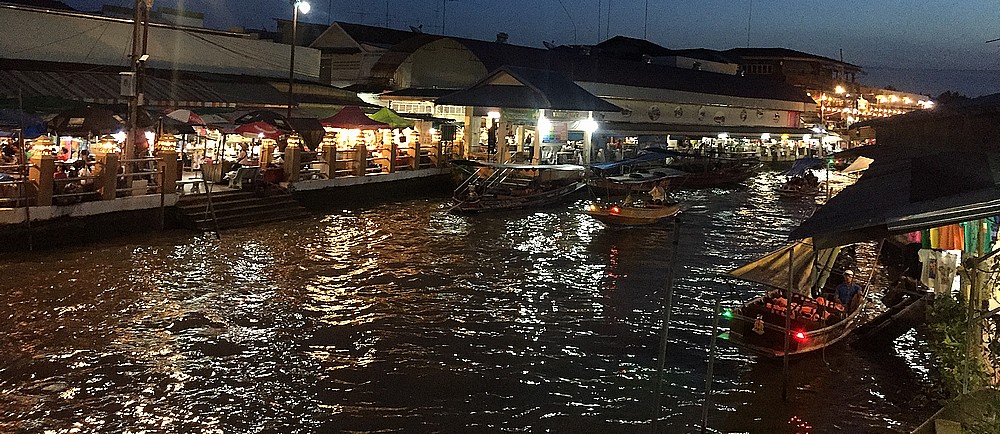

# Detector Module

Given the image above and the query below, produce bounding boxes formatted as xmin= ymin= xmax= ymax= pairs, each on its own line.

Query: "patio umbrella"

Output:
xmin=47 ymin=106 xmax=122 ymax=135
xmin=165 ymin=109 xmax=205 ymax=125
xmin=233 ymin=110 xmax=292 ymax=132
xmin=235 ymin=121 xmax=281 ymax=139
xmin=320 ymin=106 xmax=389 ymax=130
xmin=369 ymin=107 xmax=414 ymax=128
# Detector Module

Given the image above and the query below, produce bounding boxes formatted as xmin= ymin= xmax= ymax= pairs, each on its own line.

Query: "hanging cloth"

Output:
xmin=929 ymin=227 xmax=940 ymax=249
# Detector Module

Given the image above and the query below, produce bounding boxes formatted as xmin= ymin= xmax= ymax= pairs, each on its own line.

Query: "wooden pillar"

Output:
xmin=284 ymin=138 xmax=302 ymax=182
xmin=408 ymin=129 xmax=420 ymax=170
xmin=463 ymin=107 xmax=480 ymax=158
xmin=387 ymin=141 xmax=398 ymax=173
xmin=155 ymin=149 xmax=178 ymax=194
xmin=497 ymin=119 xmax=509 ymax=163
xmin=29 ymin=149 xmax=54 ymax=206
xmin=259 ymin=141 xmax=274 ymax=167
xmin=321 ymin=142 xmax=337 ymax=178
xmin=515 ymin=125 xmax=525 ymax=153
xmin=353 ymin=142 xmax=366 ymax=176
xmin=93 ymin=152 xmax=119 ymax=201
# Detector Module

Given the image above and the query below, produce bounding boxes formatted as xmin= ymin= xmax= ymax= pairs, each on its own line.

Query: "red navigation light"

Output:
xmin=794 ymin=331 xmax=807 ymax=341
xmin=610 ymin=206 xmax=621 ymax=215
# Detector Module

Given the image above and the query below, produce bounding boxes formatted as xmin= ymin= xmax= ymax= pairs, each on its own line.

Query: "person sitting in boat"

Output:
xmin=834 ymin=269 xmax=862 ymax=310
xmin=648 ymin=181 xmax=667 ymax=205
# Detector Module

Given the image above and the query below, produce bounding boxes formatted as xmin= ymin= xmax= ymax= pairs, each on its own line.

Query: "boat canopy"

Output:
xmin=590 ymin=148 xmax=670 ymax=175
xmin=726 ymin=238 xmax=841 ymax=296
xmin=784 ymin=158 xmax=826 ymax=177
xmin=604 ymin=168 xmax=688 ymax=184
xmin=841 ymin=156 xmax=874 ymax=174
xmin=450 ymin=160 xmax=586 ymax=171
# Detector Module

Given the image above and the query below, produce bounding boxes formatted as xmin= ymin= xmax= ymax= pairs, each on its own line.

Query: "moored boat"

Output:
xmin=584 ymin=201 xmax=683 ymax=226
xmin=660 ymin=149 xmax=762 ymax=188
xmin=776 ymin=157 xmax=824 ymax=199
xmin=720 ymin=238 xmax=866 ymax=358
xmin=450 ymin=160 xmax=586 ymax=213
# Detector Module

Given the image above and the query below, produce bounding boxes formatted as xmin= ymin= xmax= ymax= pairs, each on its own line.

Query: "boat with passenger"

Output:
xmin=776 ymin=157 xmax=825 ymax=199
xmin=583 ymin=170 xmax=685 ymax=225
xmin=450 ymin=160 xmax=586 ymax=213
xmin=720 ymin=238 xmax=867 ymax=358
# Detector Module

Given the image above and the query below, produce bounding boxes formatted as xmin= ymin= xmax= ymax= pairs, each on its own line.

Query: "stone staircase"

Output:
xmin=174 ymin=188 xmax=312 ymax=231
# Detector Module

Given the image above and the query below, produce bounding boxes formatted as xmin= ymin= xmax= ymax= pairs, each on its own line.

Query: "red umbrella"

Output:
xmin=165 ymin=109 xmax=205 ymax=125
xmin=235 ymin=121 xmax=281 ymax=139
xmin=320 ymin=106 xmax=389 ymax=130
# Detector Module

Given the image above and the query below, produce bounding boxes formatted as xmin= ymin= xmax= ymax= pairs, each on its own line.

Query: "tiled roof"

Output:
xmin=435 ymin=66 xmax=621 ymax=112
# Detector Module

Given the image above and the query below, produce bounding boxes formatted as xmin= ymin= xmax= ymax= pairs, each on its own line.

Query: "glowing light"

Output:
xmin=144 ymin=131 xmax=155 ymax=144
xmin=429 ymin=127 xmax=437 ymax=134
xmin=834 ymin=85 xmax=845 ymax=94
xmin=609 ymin=205 xmax=620 ymax=215
xmin=722 ymin=309 xmax=733 ymax=319
xmin=802 ymin=134 xmax=811 ymax=141
xmin=717 ymin=133 xmax=729 ymax=139
xmin=112 ymin=131 xmax=127 ymax=142
xmin=295 ymin=1 xmax=310 ymax=14
xmin=760 ymin=133 xmax=770 ymax=140
xmin=794 ymin=331 xmax=807 ymax=341
xmin=537 ymin=116 xmax=552 ymax=136
xmin=487 ymin=111 xmax=501 ymax=119
xmin=581 ymin=118 xmax=599 ymax=133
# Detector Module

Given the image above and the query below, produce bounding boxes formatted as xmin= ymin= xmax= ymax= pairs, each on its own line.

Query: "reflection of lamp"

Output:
xmin=157 ymin=133 xmax=178 ymax=152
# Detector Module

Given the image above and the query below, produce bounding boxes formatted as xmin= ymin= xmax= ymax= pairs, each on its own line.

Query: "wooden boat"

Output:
xmin=587 ymin=167 xmax=687 ymax=196
xmin=584 ymin=201 xmax=683 ymax=226
xmin=583 ymin=168 xmax=685 ymax=225
xmin=776 ymin=157 xmax=824 ymax=198
xmin=450 ymin=160 xmax=586 ymax=213
xmin=660 ymin=149 xmax=762 ymax=188
xmin=720 ymin=238 xmax=866 ymax=358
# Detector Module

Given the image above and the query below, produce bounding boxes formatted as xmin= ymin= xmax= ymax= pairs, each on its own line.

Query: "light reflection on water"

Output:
xmin=0 ymin=172 xmax=938 ymax=432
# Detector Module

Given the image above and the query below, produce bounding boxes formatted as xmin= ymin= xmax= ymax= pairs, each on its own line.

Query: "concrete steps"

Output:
xmin=175 ymin=189 xmax=312 ymax=231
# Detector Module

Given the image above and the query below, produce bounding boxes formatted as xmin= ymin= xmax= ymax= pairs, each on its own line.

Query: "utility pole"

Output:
xmin=125 ymin=0 xmax=149 ymax=170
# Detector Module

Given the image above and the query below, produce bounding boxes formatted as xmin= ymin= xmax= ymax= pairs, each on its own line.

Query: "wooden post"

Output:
xmin=321 ymin=142 xmax=337 ymax=178
xmin=387 ymin=141 xmax=398 ymax=173
xmin=93 ymin=152 xmax=119 ymax=201
xmin=284 ymin=141 xmax=301 ymax=182
xmin=701 ymin=299 xmax=722 ymax=433
xmin=354 ymin=142 xmax=366 ymax=176
xmin=156 ymin=149 xmax=178 ymax=194
xmin=652 ymin=218 xmax=682 ymax=430
xmin=29 ymin=150 xmax=54 ymax=206
xmin=259 ymin=141 xmax=274 ymax=168
xmin=782 ymin=248 xmax=793 ymax=401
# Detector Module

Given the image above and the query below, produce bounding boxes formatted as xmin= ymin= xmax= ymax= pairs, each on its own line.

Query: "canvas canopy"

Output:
xmin=369 ymin=107 xmax=413 ymax=128
xmin=727 ymin=238 xmax=841 ymax=296
xmin=320 ymin=106 xmax=389 ymax=130
xmin=841 ymin=156 xmax=873 ymax=174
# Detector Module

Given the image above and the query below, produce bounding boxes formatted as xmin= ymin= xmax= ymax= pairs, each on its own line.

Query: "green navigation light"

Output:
xmin=722 ymin=309 xmax=733 ymax=319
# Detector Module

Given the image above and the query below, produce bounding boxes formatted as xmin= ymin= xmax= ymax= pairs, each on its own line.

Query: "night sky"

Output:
xmin=62 ymin=0 xmax=1000 ymax=97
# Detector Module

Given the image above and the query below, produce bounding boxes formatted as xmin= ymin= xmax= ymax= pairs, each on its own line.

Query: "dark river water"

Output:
xmin=1 ymin=171 xmax=940 ymax=433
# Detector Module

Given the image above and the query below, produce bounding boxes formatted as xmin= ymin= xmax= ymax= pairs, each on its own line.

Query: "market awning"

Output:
xmin=320 ymin=106 xmax=389 ymax=129
xmin=727 ymin=238 xmax=841 ymax=296
xmin=369 ymin=107 xmax=414 ymax=128
xmin=435 ymin=66 xmax=621 ymax=112
xmin=46 ymin=106 xmax=122 ymax=135
xmin=790 ymin=151 xmax=1000 ymax=248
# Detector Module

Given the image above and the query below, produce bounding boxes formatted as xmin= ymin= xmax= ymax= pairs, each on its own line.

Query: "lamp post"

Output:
xmin=288 ymin=0 xmax=310 ymax=119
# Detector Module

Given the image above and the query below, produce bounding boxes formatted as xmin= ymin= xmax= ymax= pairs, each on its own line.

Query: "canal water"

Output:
xmin=1 ymin=171 xmax=941 ymax=433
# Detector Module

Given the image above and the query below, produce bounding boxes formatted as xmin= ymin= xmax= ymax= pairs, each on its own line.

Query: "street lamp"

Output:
xmin=288 ymin=0 xmax=310 ymax=119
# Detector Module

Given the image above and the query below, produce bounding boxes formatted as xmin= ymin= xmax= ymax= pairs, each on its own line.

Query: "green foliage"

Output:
xmin=925 ymin=295 xmax=991 ymax=397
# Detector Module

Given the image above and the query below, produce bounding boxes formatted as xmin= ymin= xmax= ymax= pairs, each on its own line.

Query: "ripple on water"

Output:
xmin=0 ymin=171 xmax=939 ymax=432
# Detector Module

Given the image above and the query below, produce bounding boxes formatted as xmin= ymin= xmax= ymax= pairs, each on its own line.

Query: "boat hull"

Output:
xmin=584 ymin=202 xmax=683 ymax=226
xmin=722 ymin=292 xmax=866 ymax=358
xmin=451 ymin=181 xmax=585 ymax=213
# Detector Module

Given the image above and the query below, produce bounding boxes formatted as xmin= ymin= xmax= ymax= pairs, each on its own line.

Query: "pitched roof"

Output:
xmin=724 ymin=47 xmax=860 ymax=68
xmin=435 ymin=66 xmax=621 ymax=112
xmin=371 ymin=36 xmax=813 ymax=104
xmin=335 ymin=21 xmax=425 ymax=49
